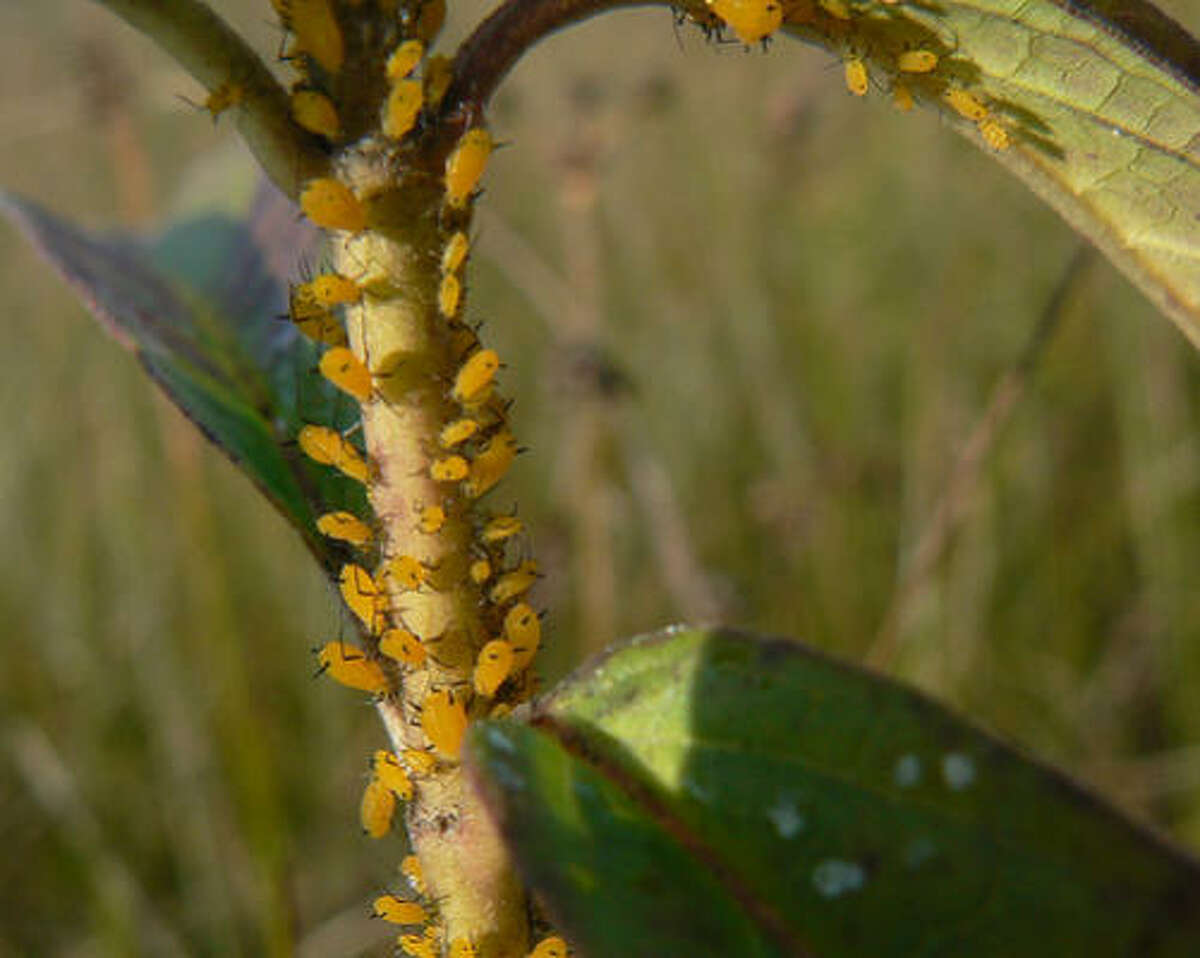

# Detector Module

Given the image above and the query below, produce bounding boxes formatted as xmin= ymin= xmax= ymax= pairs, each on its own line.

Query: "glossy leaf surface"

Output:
xmin=470 ymin=627 xmax=1200 ymax=956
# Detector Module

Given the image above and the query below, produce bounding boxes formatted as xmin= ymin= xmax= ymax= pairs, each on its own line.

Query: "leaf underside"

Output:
xmin=765 ymin=0 xmax=1200 ymax=348
xmin=469 ymin=627 xmax=1200 ymax=957
xmin=0 ymin=187 xmax=365 ymax=573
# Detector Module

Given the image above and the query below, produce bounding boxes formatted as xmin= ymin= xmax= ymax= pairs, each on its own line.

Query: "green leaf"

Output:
xmin=469 ymin=721 xmax=796 ymax=958
xmin=760 ymin=0 xmax=1200 ymax=348
xmin=469 ymin=627 xmax=1200 ymax=957
xmin=0 ymin=189 xmax=367 ymax=571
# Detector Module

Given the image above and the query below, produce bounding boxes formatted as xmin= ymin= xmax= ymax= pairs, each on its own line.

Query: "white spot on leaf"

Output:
xmin=942 ymin=752 xmax=976 ymax=791
xmin=766 ymin=795 xmax=806 ymax=839
xmin=484 ymin=726 xmax=517 ymax=754
xmin=893 ymin=754 xmax=922 ymax=788
xmin=685 ymin=778 xmax=713 ymax=804
xmin=812 ymin=859 xmax=866 ymax=898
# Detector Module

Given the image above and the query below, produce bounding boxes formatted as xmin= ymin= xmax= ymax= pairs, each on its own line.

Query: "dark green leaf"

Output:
xmin=470 ymin=627 xmax=1200 ymax=957
xmin=469 ymin=721 xmax=796 ymax=958
xmin=0 ymin=188 xmax=367 ymax=571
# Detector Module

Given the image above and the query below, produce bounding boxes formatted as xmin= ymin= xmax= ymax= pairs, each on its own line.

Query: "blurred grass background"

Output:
xmin=2 ymin=0 xmax=1200 ymax=953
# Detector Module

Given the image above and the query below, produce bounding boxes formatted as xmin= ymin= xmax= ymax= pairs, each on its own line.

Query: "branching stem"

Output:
xmin=90 ymin=0 xmax=328 ymax=199
xmin=444 ymin=0 xmax=659 ymax=119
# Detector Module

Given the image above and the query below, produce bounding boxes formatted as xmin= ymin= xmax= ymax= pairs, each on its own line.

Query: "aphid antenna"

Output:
xmin=174 ymin=93 xmax=217 ymax=122
xmin=669 ymin=6 xmax=693 ymax=49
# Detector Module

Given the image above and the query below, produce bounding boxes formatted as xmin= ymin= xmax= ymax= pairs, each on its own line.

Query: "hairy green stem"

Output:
xmin=90 ymin=0 xmax=328 ymax=199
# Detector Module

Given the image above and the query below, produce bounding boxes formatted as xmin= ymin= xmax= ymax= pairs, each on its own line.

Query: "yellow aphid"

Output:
xmin=469 ymin=558 xmax=492 ymax=585
xmin=291 ymin=88 xmax=341 ymax=138
xmin=897 ymin=49 xmax=938 ymax=73
xmin=316 ymin=511 xmax=373 ymax=547
xmin=818 ymin=0 xmax=851 ymax=17
xmin=309 ymin=273 xmax=362 ymax=306
xmin=379 ymin=628 xmax=427 ymax=667
xmin=401 ymin=854 xmax=426 ymax=894
xmin=441 ymin=231 xmax=470 ymax=275
xmin=298 ymin=425 xmax=369 ymax=483
xmin=288 ymin=282 xmax=323 ymax=318
xmin=360 ymin=776 xmax=396 ymax=838
xmin=464 ymin=431 xmax=518 ymax=499
xmin=481 ymin=515 xmax=523 ymax=543
xmin=444 ymin=128 xmax=493 ymax=209
xmin=286 ymin=0 xmax=344 ymax=74
xmin=386 ymin=555 xmax=427 ymax=591
xmin=373 ymin=750 xmax=415 ymax=800
xmin=452 ymin=349 xmax=501 ymax=404
xmin=504 ymin=603 xmax=541 ymax=669
xmin=200 ymin=82 xmax=243 ymax=121
xmin=373 ymin=894 xmax=427 ymax=925
xmin=438 ymin=273 xmax=462 ymax=318
xmin=423 ymin=54 xmax=454 ymax=110
xmin=339 ymin=563 xmax=386 ymax=632
xmin=529 ymin=936 xmax=568 ymax=958
xmin=978 ymin=118 xmax=1010 ymax=151
xmin=449 ymin=940 xmax=478 ymax=958
xmin=421 ymin=689 xmax=468 ymax=759
xmin=430 ymin=455 xmax=470 ymax=483
xmin=844 ymin=57 xmax=869 ymax=97
xmin=386 ymin=40 xmax=425 ymax=81
xmin=705 ymin=0 xmax=783 ymax=44
xmin=943 ymin=86 xmax=989 ymax=121
xmin=892 ymin=82 xmax=915 ymax=112
xmin=384 ymin=78 xmax=424 ymax=140
xmin=489 ymin=560 xmax=539 ymax=605
xmin=439 ymin=417 xmax=479 ymax=449
xmin=317 ymin=641 xmax=388 ymax=693
xmin=398 ymin=933 xmax=437 ymax=958
xmin=300 ymin=178 xmax=367 ymax=232
xmin=417 ymin=504 xmax=446 ymax=534
xmin=401 ymin=749 xmax=438 ymax=776
xmin=474 ymin=639 xmax=514 ymax=697
xmin=291 ymin=309 xmax=347 ymax=347
xmin=319 ymin=346 xmax=373 ymax=402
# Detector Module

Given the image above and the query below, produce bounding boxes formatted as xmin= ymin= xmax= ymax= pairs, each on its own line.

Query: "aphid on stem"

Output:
xmin=315 ymin=641 xmax=389 ymax=693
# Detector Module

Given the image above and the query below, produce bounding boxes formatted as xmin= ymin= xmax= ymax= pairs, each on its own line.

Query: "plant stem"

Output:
xmin=444 ymin=0 xmax=658 ymax=117
xmin=334 ymin=152 xmax=530 ymax=955
xmin=90 ymin=0 xmax=328 ymax=199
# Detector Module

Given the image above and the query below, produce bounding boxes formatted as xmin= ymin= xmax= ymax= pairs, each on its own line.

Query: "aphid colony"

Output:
xmin=696 ymin=0 xmax=1011 ymax=151
xmin=824 ymin=12 xmax=1011 ymax=151
xmin=300 ymin=206 xmax=539 ymax=725
xmin=264 ymin=0 xmax=451 ymax=152
xmin=250 ymin=4 xmax=564 ymax=953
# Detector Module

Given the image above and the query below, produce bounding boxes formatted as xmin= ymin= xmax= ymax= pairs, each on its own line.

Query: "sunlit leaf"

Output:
xmin=693 ymin=0 xmax=1200 ymax=347
xmin=470 ymin=627 xmax=1200 ymax=956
